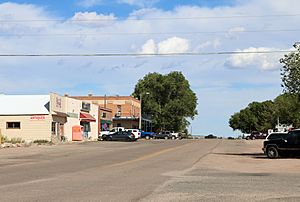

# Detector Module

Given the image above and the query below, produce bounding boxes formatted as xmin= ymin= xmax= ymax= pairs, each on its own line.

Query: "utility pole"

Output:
xmin=139 ymin=92 xmax=149 ymax=131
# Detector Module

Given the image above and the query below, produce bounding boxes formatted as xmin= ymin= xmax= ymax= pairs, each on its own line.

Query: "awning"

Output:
xmin=101 ymin=120 xmax=112 ymax=124
xmin=80 ymin=112 xmax=96 ymax=122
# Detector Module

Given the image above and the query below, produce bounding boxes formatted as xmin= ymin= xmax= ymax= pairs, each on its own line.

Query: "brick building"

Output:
xmin=71 ymin=95 xmax=144 ymax=129
xmin=99 ymin=106 xmax=113 ymax=132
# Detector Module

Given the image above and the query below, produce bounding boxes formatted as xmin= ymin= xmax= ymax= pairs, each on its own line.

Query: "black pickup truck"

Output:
xmin=263 ymin=129 xmax=300 ymax=158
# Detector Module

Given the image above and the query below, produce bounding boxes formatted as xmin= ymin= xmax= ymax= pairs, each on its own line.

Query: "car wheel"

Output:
xmin=252 ymin=137 xmax=255 ymax=140
xmin=267 ymin=146 xmax=279 ymax=159
xmin=145 ymin=136 xmax=150 ymax=140
xmin=164 ymin=136 xmax=168 ymax=140
xmin=171 ymin=136 xmax=176 ymax=140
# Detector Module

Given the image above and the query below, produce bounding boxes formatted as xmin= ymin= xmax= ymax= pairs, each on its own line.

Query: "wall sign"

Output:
xmin=81 ymin=102 xmax=91 ymax=111
xmin=30 ymin=115 xmax=46 ymax=121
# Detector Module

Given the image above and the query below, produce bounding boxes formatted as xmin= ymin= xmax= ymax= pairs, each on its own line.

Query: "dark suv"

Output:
xmin=155 ymin=131 xmax=172 ymax=139
xmin=263 ymin=129 xmax=300 ymax=158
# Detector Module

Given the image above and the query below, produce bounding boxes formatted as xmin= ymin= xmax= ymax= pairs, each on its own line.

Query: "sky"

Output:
xmin=0 ymin=0 xmax=299 ymax=137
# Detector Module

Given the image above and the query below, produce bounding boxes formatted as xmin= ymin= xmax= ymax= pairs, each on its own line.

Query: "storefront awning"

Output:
xmin=101 ymin=120 xmax=112 ymax=124
xmin=80 ymin=112 xmax=96 ymax=122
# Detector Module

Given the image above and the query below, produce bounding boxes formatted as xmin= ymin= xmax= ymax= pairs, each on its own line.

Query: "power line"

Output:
xmin=0 ymin=50 xmax=294 ymax=57
xmin=1 ymin=13 xmax=300 ymax=23
xmin=0 ymin=29 xmax=299 ymax=37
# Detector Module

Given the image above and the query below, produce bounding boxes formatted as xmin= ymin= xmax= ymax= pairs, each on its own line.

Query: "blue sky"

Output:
xmin=0 ymin=0 xmax=299 ymax=136
xmin=4 ymin=0 xmax=237 ymax=18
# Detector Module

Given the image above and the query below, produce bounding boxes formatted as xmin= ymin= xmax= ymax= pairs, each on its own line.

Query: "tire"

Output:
xmin=266 ymin=146 xmax=279 ymax=159
xmin=171 ymin=136 xmax=176 ymax=140
xmin=164 ymin=136 xmax=168 ymax=140
xmin=145 ymin=136 xmax=150 ymax=140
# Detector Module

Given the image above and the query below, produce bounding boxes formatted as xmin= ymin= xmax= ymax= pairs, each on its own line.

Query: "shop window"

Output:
xmin=102 ymin=112 xmax=107 ymax=118
xmin=6 ymin=122 xmax=21 ymax=129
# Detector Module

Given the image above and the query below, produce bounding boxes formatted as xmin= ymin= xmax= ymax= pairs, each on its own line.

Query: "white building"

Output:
xmin=0 ymin=93 xmax=98 ymax=142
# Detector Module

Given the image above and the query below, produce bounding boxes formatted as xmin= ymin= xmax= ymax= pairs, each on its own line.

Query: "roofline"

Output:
xmin=70 ymin=95 xmax=140 ymax=102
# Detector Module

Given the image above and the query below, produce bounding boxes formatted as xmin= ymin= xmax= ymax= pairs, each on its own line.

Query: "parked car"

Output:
xmin=141 ymin=131 xmax=156 ymax=139
xmin=263 ymin=129 xmax=300 ymax=158
xmin=246 ymin=131 xmax=267 ymax=140
xmin=205 ymin=134 xmax=217 ymax=139
xmin=125 ymin=129 xmax=140 ymax=140
xmin=155 ymin=131 xmax=172 ymax=139
xmin=102 ymin=131 xmax=136 ymax=142
xmin=98 ymin=127 xmax=125 ymax=141
xmin=171 ymin=131 xmax=180 ymax=139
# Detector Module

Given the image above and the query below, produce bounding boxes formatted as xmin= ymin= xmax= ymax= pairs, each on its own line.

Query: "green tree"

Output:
xmin=132 ymin=71 xmax=197 ymax=132
xmin=280 ymin=43 xmax=300 ymax=94
xmin=273 ymin=93 xmax=300 ymax=127
xmin=229 ymin=101 xmax=275 ymax=133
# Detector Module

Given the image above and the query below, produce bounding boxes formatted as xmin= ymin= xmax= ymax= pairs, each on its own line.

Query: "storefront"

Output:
xmin=0 ymin=93 xmax=99 ymax=142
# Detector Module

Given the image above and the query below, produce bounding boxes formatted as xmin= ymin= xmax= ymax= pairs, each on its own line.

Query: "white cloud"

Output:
xmin=140 ymin=39 xmax=157 ymax=54
xmin=194 ymin=39 xmax=221 ymax=51
xmin=140 ymin=37 xmax=190 ymax=54
xmin=70 ymin=12 xmax=116 ymax=26
xmin=226 ymin=47 xmax=283 ymax=71
xmin=158 ymin=37 xmax=190 ymax=54
xmin=227 ymin=26 xmax=246 ymax=39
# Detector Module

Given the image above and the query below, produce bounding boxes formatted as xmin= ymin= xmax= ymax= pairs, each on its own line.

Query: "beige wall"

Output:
xmin=0 ymin=94 xmax=99 ymax=142
xmin=64 ymin=97 xmax=81 ymax=141
xmin=64 ymin=97 xmax=99 ymax=141
xmin=0 ymin=115 xmax=52 ymax=141
xmin=50 ymin=93 xmax=66 ymax=114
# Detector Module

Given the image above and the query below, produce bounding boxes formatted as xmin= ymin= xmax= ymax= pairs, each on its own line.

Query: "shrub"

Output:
xmin=0 ymin=136 xmax=20 ymax=143
xmin=10 ymin=137 xmax=24 ymax=144
xmin=1 ymin=135 xmax=8 ymax=143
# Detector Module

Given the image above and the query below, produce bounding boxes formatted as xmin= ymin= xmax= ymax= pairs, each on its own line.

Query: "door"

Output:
xmin=113 ymin=132 xmax=124 ymax=140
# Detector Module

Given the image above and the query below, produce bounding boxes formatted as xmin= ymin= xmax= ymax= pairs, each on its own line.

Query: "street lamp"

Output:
xmin=139 ymin=92 xmax=150 ymax=131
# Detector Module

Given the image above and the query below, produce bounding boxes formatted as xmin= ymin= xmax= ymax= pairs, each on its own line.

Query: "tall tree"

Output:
xmin=132 ymin=71 xmax=197 ymax=132
xmin=280 ymin=43 xmax=300 ymax=94
xmin=273 ymin=93 xmax=300 ymax=127
xmin=229 ymin=101 xmax=275 ymax=133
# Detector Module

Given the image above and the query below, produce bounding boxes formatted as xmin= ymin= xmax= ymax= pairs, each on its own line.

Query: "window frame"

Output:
xmin=6 ymin=122 xmax=21 ymax=129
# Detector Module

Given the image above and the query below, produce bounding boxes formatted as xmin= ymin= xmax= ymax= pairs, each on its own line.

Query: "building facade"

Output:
xmin=99 ymin=107 xmax=113 ymax=132
xmin=0 ymin=93 xmax=99 ymax=142
xmin=71 ymin=95 xmax=141 ymax=129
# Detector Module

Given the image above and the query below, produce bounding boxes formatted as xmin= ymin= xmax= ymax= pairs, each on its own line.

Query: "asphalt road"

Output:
xmin=0 ymin=139 xmax=299 ymax=202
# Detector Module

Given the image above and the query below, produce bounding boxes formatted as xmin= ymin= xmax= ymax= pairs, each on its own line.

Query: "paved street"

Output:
xmin=0 ymin=139 xmax=299 ymax=202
